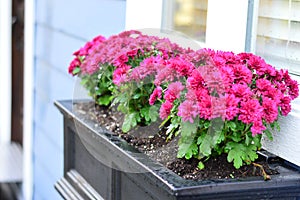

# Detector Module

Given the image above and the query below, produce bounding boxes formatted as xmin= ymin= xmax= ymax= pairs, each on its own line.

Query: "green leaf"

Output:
xmin=149 ymin=106 xmax=159 ymax=122
xmin=140 ymin=107 xmax=150 ymax=121
xmin=227 ymin=146 xmax=244 ymax=169
xmin=274 ymin=121 xmax=280 ymax=131
xmin=226 ymin=142 xmax=258 ymax=169
xmin=97 ymin=95 xmax=113 ymax=106
xmin=181 ymin=119 xmax=198 ymax=138
xmin=177 ymin=142 xmax=198 ymax=159
xmin=245 ymin=133 xmax=250 ymax=146
xmin=216 ymin=130 xmax=225 ymax=144
xmin=177 ymin=120 xmax=199 ymax=159
xmin=72 ymin=66 xmax=81 ymax=75
xmin=229 ymin=132 xmax=243 ymax=142
xmin=244 ymin=145 xmax=258 ymax=162
xmin=122 ymin=113 xmax=137 ymax=133
xmin=236 ymin=122 xmax=245 ymax=131
xmin=198 ymin=161 xmax=205 ymax=170
xmin=252 ymin=134 xmax=262 ymax=148
xmin=227 ymin=121 xmax=237 ymax=131
xmin=133 ymin=93 xmax=141 ymax=99
xmin=199 ymin=134 xmax=213 ymax=156
xmin=204 ymin=121 xmax=211 ymax=128
xmin=80 ymin=77 xmax=88 ymax=85
xmin=264 ymin=129 xmax=273 ymax=141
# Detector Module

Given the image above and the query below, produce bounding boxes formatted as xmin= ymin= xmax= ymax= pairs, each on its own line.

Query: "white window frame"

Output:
xmin=247 ymin=0 xmax=300 ymax=166
xmin=0 ymin=0 xmax=12 ymax=144
xmin=23 ymin=0 xmax=35 ymax=199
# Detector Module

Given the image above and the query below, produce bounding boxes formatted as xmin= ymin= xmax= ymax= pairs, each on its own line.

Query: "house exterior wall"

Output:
xmin=33 ymin=0 xmax=126 ymax=199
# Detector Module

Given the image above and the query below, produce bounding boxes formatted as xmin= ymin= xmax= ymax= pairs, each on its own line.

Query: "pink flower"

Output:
xmin=178 ymin=100 xmax=198 ymax=123
xmin=251 ymin=121 xmax=266 ymax=136
xmin=112 ymin=65 xmax=131 ymax=85
xmin=168 ymin=56 xmax=194 ymax=76
xmin=131 ymin=55 xmax=164 ymax=81
xmin=197 ymin=95 xmax=212 ymax=120
xmin=159 ymin=101 xmax=173 ymax=119
xmin=238 ymin=99 xmax=263 ymax=124
xmin=280 ymin=96 xmax=292 ymax=116
xmin=262 ymin=97 xmax=278 ymax=123
xmin=127 ymin=49 xmax=139 ymax=57
xmin=113 ymin=54 xmax=129 ymax=68
xmin=73 ymin=35 xmax=106 ymax=57
xmin=149 ymin=87 xmax=162 ymax=105
xmin=231 ymin=84 xmax=253 ymax=102
xmin=154 ymin=62 xmax=177 ymax=86
xmin=68 ymin=57 xmax=81 ymax=75
xmin=219 ymin=65 xmax=234 ymax=88
xmin=211 ymin=96 xmax=227 ymax=119
xmin=247 ymin=54 xmax=276 ymax=76
xmin=225 ymin=94 xmax=239 ymax=120
xmin=232 ymin=64 xmax=253 ymax=84
xmin=256 ymin=78 xmax=280 ymax=103
xmin=187 ymin=69 xmax=205 ymax=90
xmin=164 ymin=81 xmax=184 ymax=102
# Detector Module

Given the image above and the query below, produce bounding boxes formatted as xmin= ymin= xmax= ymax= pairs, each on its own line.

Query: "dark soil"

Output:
xmin=74 ymin=102 xmax=279 ymax=180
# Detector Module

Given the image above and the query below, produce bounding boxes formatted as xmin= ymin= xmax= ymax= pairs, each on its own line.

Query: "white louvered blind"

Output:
xmin=255 ymin=0 xmax=300 ymax=75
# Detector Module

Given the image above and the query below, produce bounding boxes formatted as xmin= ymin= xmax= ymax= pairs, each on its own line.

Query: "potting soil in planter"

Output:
xmin=73 ymin=101 xmax=279 ymax=181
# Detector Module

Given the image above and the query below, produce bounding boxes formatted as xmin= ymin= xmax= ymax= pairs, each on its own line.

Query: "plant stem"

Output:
xmin=252 ymin=162 xmax=271 ymax=181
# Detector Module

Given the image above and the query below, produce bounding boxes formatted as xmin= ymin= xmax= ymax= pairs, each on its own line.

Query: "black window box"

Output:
xmin=55 ymin=100 xmax=300 ymax=200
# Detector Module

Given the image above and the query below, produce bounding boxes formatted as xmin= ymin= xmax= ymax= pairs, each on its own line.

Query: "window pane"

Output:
xmin=255 ymin=0 xmax=300 ymax=74
xmin=162 ymin=0 xmax=208 ymax=42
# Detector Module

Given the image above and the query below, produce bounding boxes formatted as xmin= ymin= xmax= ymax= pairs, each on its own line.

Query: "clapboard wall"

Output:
xmin=33 ymin=0 xmax=126 ymax=199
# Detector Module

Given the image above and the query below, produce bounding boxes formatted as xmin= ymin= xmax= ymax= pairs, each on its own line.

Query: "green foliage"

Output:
xmin=226 ymin=142 xmax=258 ymax=169
xmin=175 ymin=117 xmax=264 ymax=169
xmin=122 ymin=112 xmax=139 ymax=133
xmin=197 ymin=161 xmax=205 ymax=170
xmin=80 ymin=64 xmax=115 ymax=106
xmin=114 ymin=81 xmax=160 ymax=132
xmin=177 ymin=119 xmax=199 ymax=159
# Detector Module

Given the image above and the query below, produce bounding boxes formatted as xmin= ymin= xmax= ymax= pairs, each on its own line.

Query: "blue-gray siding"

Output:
xmin=33 ymin=0 xmax=126 ymax=199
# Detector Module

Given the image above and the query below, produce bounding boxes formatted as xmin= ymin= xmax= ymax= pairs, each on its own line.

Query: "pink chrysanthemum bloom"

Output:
xmin=247 ymin=54 xmax=276 ymax=76
xmin=167 ymin=56 xmax=194 ymax=76
xmin=262 ymin=97 xmax=278 ymax=123
xmin=231 ymin=64 xmax=253 ymax=84
xmin=225 ymin=94 xmax=239 ymax=120
xmin=211 ymin=96 xmax=227 ymax=119
xmin=178 ymin=100 xmax=198 ymax=123
xmin=68 ymin=57 xmax=81 ymax=75
xmin=238 ymin=99 xmax=263 ymax=124
xmin=231 ymin=84 xmax=253 ymax=102
xmin=149 ymin=87 xmax=162 ymax=105
xmin=280 ymin=96 xmax=292 ymax=116
xmin=197 ymin=93 xmax=213 ymax=120
xmin=131 ymin=55 xmax=164 ymax=81
xmin=113 ymin=54 xmax=129 ymax=68
xmin=159 ymin=101 xmax=173 ymax=119
xmin=251 ymin=120 xmax=266 ymax=136
xmin=164 ymin=81 xmax=184 ymax=103
xmin=187 ymin=69 xmax=205 ymax=90
xmin=112 ymin=65 xmax=131 ymax=85
xmin=256 ymin=78 xmax=281 ymax=103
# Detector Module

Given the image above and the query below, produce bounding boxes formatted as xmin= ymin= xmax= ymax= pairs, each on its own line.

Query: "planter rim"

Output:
xmin=55 ymin=99 xmax=300 ymax=197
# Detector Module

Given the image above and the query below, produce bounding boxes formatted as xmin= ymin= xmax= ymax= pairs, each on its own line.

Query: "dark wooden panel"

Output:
xmin=11 ymin=0 xmax=24 ymax=145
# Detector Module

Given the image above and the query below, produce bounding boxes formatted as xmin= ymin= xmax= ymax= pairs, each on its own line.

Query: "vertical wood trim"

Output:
xmin=11 ymin=0 xmax=24 ymax=145
xmin=23 ymin=0 xmax=34 ymax=198
xmin=0 ymin=0 xmax=12 ymax=144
